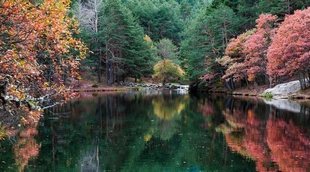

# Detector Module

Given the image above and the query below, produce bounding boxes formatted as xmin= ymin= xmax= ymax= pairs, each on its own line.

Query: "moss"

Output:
xmin=261 ymin=92 xmax=273 ymax=100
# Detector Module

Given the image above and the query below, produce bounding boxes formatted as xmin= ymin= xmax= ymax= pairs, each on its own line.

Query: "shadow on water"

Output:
xmin=0 ymin=92 xmax=309 ymax=172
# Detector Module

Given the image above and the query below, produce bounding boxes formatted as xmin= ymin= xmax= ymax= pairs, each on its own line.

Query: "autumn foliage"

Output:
xmin=0 ymin=0 xmax=87 ymax=105
xmin=218 ymin=101 xmax=310 ymax=172
xmin=220 ymin=29 xmax=255 ymax=82
xmin=243 ymin=14 xmax=277 ymax=82
xmin=153 ymin=59 xmax=185 ymax=85
xmin=267 ymin=7 xmax=310 ymax=86
xmin=215 ymin=7 xmax=310 ymax=89
xmin=220 ymin=14 xmax=277 ymax=84
xmin=267 ymin=118 xmax=310 ymax=172
xmin=13 ymin=111 xmax=41 ymax=172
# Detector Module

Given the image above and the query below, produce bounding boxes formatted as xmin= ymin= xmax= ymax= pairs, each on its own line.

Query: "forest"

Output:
xmin=1 ymin=1 xmax=310 ymax=171
xmin=1 ymin=0 xmax=310 ymax=108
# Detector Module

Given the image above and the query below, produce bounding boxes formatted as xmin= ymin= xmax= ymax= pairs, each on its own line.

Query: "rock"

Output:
xmin=263 ymin=80 xmax=301 ymax=99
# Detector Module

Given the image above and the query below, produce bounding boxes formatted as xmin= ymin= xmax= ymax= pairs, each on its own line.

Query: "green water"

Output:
xmin=0 ymin=92 xmax=309 ymax=172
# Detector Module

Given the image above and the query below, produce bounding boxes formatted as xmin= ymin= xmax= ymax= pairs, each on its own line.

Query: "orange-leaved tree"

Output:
xmin=0 ymin=0 xmax=87 ymax=108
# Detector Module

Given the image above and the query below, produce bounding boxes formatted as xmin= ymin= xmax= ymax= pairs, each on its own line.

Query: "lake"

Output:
xmin=0 ymin=92 xmax=309 ymax=172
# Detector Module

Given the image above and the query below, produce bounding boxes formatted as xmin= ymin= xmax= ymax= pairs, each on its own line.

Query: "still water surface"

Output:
xmin=0 ymin=92 xmax=309 ymax=172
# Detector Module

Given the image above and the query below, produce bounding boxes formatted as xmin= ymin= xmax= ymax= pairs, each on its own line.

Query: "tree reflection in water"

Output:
xmin=0 ymin=109 xmax=41 ymax=172
xmin=206 ymin=96 xmax=310 ymax=172
xmin=147 ymin=95 xmax=188 ymax=141
xmin=267 ymin=117 xmax=310 ymax=172
xmin=0 ymin=93 xmax=308 ymax=172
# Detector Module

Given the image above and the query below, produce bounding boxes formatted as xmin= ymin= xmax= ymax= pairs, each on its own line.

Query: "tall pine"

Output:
xmin=100 ymin=0 xmax=153 ymax=84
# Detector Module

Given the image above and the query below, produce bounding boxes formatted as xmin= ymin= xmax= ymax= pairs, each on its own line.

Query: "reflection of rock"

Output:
xmin=263 ymin=80 xmax=301 ymax=98
xmin=264 ymin=99 xmax=302 ymax=114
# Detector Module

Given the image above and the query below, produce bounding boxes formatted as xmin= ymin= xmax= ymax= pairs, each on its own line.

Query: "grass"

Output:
xmin=260 ymin=92 xmax=273 ymax=100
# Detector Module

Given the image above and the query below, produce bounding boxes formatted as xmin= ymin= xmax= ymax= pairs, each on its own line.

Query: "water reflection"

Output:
xmin=15 ymin=111 xmax=41 ymax=172
xmin=267 ymin=117 xmax=310 ymax=172
xmin=149 ymin=95 xmax=188 ymax=141
xmin=0 ymin=110 xmax=41 ymax=172
xmin=210 ymin=97 xmax=310 ymax=172
xmin=0 ymin=93 xmax=309 ymax=172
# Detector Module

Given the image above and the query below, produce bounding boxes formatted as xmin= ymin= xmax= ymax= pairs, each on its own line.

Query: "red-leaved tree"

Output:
xmin=219 ymin=30 xmax=255 ymax=89
xmin=267 ymin=7 xmax=310 ymax=88
xmin=243 ymin=14 xmax=277 ymax=82
xmin=221 ymin=14 xmax=278 ymax=89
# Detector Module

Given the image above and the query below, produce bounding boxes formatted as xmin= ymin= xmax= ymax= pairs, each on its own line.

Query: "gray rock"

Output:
xmin=264 ymin=80 xmax=301 ymax=99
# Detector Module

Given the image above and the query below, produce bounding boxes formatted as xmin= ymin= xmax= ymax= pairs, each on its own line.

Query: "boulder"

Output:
xmin=263 ymin=80 xmax=301 ymax=99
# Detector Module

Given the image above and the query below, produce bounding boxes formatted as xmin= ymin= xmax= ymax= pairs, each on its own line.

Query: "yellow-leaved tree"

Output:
xmin=153 ymin=59 xmax=185 ymax=85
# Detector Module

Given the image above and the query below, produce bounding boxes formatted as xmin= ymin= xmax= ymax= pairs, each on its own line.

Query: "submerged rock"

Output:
xmin=263 ymin=80 xmax=301 ymax=99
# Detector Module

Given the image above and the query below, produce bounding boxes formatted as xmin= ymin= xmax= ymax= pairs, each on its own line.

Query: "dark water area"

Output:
xmin=0 ymin=92 xmax=309 ymax=172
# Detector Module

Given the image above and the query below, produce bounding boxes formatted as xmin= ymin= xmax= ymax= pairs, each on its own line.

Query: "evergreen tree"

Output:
xmin=181 ymin=4 xmax=239 ymax=80
xmin=100 ymin=0 xmax=128 ymax=84
xmin=126 ymin=0 xmax=183 ymax=43
xmin=258 ymin=0 xmax=310 ymax=17
xmin=100 ymin=0 xmax=154 ymax=84
xmin=123 ymin=10 xmax=155 ymax=80
xmin=72 ymin=0 xmax=310 ymax=86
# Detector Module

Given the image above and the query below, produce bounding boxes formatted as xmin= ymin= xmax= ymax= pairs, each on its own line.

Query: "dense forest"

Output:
xmin=0 ymin=0 xmax=310 ymax=108
xmin=73 ymin=0 xmax=310 ymax=90
xmin=0 ymin=1 xmax=310 ymax=171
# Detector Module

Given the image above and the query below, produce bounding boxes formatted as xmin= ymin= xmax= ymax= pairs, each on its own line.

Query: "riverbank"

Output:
xmin=71 ymin=80 xmax=189 ymax=93
xmin=232 ymin=95 xmax=310 ymax=116
xmin=206 ymin=80 xmax=310 ymax=100
xmin=71 ymin=87 xmax=131 ymax=93
xmin=70 ymin=85 xmax=310 ymax=100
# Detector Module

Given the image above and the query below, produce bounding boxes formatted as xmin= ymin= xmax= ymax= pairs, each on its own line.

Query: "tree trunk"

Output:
xmin=308 ymin=69 xmax=310 ymax=80
xmin=97 ymin=64 xmax=101 ymax=83
xmin=299 ymin=72 xmax=305 ymax=90
xmin=0 ymin=80 xmax=8 ymax=108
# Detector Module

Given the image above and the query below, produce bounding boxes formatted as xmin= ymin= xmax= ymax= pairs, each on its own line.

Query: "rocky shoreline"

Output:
xmin=207 ymin=80 xmax=310 ymax=100
xmin=72 ymin=82 xmax=190 ymax=93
